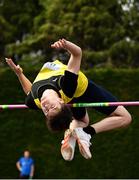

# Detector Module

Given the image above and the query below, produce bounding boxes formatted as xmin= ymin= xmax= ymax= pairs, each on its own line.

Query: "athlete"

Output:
xmin=6 ymin=39 xmax=132 ymax=161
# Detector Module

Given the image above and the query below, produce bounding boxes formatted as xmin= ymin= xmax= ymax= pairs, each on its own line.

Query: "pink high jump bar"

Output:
xmin=0 ymin=101 xmax=139 ymax=109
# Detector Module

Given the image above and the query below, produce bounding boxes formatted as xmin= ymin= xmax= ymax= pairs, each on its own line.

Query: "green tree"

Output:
xmin=109 ymin=0 xmax=139 ymax=67
xmin=0 ymin=0 xmax=42 ymax=56
xmin=2 ymin=0 xmax=139 ymax=67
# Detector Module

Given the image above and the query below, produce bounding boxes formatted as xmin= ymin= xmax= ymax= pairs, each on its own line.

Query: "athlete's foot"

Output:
xmin=61 ymin=129 xmax=76 ymax=161
xmin=72 ymin=128 xmax=92 ymax=159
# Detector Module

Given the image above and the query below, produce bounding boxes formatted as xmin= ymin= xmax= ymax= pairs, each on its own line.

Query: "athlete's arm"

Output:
xmin=6 ymin=58 xmax=32 ymax=94
xmin=51 ymin=39 xmax=82 ymax=74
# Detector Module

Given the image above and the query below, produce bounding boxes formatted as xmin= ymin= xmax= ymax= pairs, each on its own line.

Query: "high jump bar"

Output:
xmin=0 ymin=101 xmax=139 ymax=109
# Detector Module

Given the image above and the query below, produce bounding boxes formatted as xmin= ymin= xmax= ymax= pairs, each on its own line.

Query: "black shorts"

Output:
xmin=71 ymin=80 xmax=118 ymax=120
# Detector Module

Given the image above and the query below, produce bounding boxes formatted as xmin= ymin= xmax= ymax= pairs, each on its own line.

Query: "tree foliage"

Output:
xmin=0 ymin=0 xmax=139 ymax=67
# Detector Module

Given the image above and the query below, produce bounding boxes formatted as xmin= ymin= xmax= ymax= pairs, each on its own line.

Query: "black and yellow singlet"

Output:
xmin=25 ymin=60 xmax=88 ymax=112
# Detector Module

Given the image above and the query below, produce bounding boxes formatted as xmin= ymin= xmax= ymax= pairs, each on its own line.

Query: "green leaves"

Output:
xmin=1 ymin=0 xmax=139 ymax=68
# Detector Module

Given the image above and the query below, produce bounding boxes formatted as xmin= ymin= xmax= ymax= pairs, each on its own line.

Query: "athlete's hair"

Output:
xmin=46 ymin=105 xmax=72 ymax=132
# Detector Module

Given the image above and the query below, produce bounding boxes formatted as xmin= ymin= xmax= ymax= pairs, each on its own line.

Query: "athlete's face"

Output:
xmin=41 ymin=92 xmax=64 ymax=118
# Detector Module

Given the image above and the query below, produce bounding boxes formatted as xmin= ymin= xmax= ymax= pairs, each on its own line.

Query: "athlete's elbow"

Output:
xmin=74 ymin=47 xmax=82 ymax=57
xmin=77 ymin=47 xmax=82 ymax=56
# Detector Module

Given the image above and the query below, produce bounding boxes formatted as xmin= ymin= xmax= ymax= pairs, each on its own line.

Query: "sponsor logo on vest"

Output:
xmin=42 ymin=62 xmax=61 ymax=70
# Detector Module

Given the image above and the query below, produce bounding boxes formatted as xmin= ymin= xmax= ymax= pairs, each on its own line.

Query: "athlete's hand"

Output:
xmin=5 ymin=58 xmax=23 ymax=76
xmin=51 ymin=38 xmax=67 ymax=49
xmin=51 ymin=39 xmax=82 ymax=57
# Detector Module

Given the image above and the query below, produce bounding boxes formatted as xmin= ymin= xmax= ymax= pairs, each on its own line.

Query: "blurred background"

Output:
xmin=0 ymin=0 xmax=139 ymax=178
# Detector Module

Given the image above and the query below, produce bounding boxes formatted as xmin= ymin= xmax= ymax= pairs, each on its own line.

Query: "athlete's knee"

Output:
xmin=122 ymin=111 xmax=132 ymax=127
xmin=112 ymin=106 xmax=132 ymax=127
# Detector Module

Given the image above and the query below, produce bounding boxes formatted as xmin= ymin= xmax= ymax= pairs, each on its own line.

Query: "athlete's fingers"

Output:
xmin=59 ymin=39 xmax=64 ymax=45
xmin=57 ymin=41 xmax=64 ymax=48
xmin=51 ymin=42 xmax=62 ymax=49
xmin=5 ymin=58 xmax=17 ymax=70
xmin=53 ymin=42 xmax=59 ymax=48
xmin=55 ymin=43 xmax=60 ymax=48
xmin=51 ymin=39 xmax=66 ymax=49
xmin=60 ymin=39 xmax=66 ymax=48
xmin=5 ymin=58 xmax=15 ymax=65
xmin=51 ymin=44 xmax=55 ymax=48
xmin=55 ymin=42 xmax=61 ymax=48
xmin=51 ymin=42 xmax=57 ymax=48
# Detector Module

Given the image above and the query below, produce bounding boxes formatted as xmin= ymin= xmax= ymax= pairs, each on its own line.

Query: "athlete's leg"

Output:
xmin=91 ymin=106 xmax=132 ymax=133
xmin=61 ymin=81 xmax=132 ymax=160
xmin=66 ymin=81 xmax=132 ymax=160
xmin=81 ymin=81 xmax=132 ymax=135
xmin=70 ymin=106 xmax=132 ymax=160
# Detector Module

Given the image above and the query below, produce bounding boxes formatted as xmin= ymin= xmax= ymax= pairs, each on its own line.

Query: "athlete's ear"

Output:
xmin=59 ymin=98 xmax=64 ymax=104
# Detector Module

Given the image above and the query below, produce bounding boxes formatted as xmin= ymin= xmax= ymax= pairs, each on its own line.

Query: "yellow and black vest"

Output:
xmin=31 ymin=60 xmax=88 ymax=109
